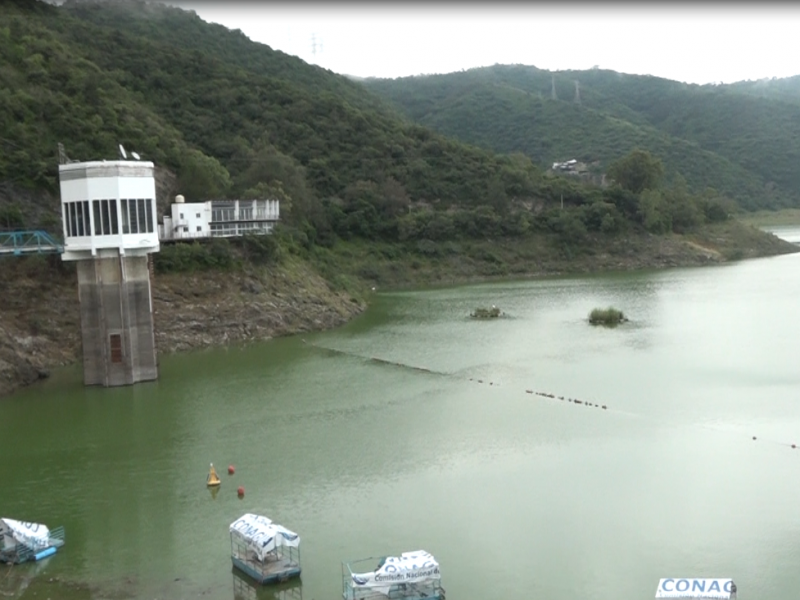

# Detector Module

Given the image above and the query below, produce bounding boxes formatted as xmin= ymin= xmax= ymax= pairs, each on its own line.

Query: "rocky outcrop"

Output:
xmin=151 ymin=263 xmax=364 ymax=354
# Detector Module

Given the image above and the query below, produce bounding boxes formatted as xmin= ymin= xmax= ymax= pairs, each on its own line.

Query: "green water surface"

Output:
xmin=2 ymin=249 xmax=800 ymax=600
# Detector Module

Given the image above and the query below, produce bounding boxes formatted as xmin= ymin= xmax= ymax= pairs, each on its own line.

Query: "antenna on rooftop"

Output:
xmin=119 ymin=144 xmax=127 ymax=160
xmin=57 ymin=142 xmax=80 ymax=164
xmin=131 ymin=151 xmax=141 ymax=160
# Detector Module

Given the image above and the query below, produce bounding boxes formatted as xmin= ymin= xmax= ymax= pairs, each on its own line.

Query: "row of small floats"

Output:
xmin=230 ymin=513 xmax=444 ymax=600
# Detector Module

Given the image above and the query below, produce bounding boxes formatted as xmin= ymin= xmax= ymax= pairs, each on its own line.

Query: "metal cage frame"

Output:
xmin=230 ymin=530 xmax=301 ymax=585
xmin=341 ymin=556 xmax=445 ymax=600
xmin=0 ymin=525 xmax=65 ymax=565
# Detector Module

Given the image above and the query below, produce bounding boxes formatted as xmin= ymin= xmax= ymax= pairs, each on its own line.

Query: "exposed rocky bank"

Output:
xmin=0 ymin=256 xmax=366 ymax=398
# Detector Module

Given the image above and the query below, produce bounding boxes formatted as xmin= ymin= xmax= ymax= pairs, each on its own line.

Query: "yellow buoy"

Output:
xmin=207 ymin=463 xmax=221 ymax=487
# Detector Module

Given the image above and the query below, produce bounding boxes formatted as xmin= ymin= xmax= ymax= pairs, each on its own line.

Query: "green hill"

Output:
xmin=0 ymin=0 xmax=795 ymax=273
xmin=1 ymin=0 xmax=560 ymax=237
xmin=362 ymin=64 xmax=800 ymax=210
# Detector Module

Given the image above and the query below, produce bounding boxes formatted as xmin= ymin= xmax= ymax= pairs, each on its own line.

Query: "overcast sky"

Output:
xmin=171 ymin=3 xmax=800 ymax=85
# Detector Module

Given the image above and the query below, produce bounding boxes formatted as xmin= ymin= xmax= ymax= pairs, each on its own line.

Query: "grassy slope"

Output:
xmin=736 ymin=208 xmax=800 ymax=227
xmin=310 ymin=222 xmax=799 ymax=291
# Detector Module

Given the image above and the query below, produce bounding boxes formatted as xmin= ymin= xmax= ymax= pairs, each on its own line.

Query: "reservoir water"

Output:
xmin=2 ymin=236 xmax=800 ymax=600
xmin=763 ymin=225 xmax=800 ymax=245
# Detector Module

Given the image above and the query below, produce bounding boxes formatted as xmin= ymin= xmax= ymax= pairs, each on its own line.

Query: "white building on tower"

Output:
xmin=59 ymin=160 xmax=159 ymax=261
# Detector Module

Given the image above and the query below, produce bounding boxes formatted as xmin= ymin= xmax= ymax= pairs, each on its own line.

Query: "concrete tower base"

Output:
xmin=76 ymin=254 xmax=158 ymax=387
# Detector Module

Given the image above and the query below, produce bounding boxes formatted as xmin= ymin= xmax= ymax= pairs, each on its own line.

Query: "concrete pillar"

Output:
xmin=76 ymin=254 xmax=158 ymax=387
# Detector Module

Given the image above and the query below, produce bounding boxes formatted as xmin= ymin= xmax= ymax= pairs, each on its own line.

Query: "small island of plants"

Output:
xmin=588 ymin=307 xmax=628 ymax=327
xmin=471 ymin=306 xmax=502 ymax=319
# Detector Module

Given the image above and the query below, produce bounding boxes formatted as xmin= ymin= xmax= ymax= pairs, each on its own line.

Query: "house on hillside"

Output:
xmin=551 ymin=159 xmax=588 ymax=175
xmin=550 ymin=159 xmax=607 ymax=187
xmin=158 ymin=195 xmax=279 ymax=242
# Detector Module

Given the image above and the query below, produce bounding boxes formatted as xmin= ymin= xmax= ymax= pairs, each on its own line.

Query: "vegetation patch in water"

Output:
xmin=471 ymin=306 xmax=502 ymax=319
xmin=588 ymin=307 xmax=627 ymax=327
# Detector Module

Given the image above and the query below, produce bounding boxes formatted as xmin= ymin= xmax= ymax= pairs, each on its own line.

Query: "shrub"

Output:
xmin=240 ymin=233 xmax=283 ymax=265
xmin=588 ymin=307 xmax=628 ymax=327
xmin=154 ymin=239 xmax=237 ymax=273
xmin=415 ymin=239 xmax=439 ymax=256
xmin=0 ymin=205 xmax=25 ymax=229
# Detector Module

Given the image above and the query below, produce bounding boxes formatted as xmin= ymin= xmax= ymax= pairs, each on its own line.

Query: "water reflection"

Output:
xmin=232 ymin=569 xmax=303 ymax=600
xmin=0 ymin=560 xmax=47 ymax=599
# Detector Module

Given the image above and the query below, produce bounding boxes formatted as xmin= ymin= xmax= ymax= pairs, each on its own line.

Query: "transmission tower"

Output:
xmin=574 ymin=80 xmax=581 ymax=105
xmin=311 ymin=33 xmax=323 ymax=57
xmin=551 ymin=74 xmax=558 ymax=100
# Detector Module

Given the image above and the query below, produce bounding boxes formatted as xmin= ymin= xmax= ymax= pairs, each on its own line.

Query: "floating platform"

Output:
xmin=231 ymin=553 xmax=301 ymax=584
xmin=230 ymin=514 xmax=301 ymax=585
xmin=342 ymin=551 xmax=445 ymax=600
xmin=232 ymin=567 xmax=303 ymax=600
xmin=0 ymin=519 xmax=64 ymax=565
xmin=655 ymin=577 xmax=737 ymax=599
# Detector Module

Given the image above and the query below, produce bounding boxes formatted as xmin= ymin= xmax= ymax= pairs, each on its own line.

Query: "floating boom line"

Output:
xmin=302 ymin=340 xmax=800 ymax=453
xmin=302 ymin=340 xmax=444 ymax=375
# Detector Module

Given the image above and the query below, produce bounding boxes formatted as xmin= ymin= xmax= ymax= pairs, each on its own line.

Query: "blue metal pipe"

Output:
xmin=34 ymin=546 xmax=56 ymax=561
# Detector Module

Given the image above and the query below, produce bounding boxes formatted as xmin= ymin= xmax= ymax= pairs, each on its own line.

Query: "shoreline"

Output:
xmin=1 ymin=223 xmax=797 ymax=399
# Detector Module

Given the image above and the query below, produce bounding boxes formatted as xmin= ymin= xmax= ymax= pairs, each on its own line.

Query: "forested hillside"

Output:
xmin=717 ymin=75 xmax=800 ymax=106
xmin=0 ymin=0 xmax=793 ymax=264
xmin=1 ymin=0 xmax=556 ymax=240
xmin=362 ymin=65 xmax=800 ymax=210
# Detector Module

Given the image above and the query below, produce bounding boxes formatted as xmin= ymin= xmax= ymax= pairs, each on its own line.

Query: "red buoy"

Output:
xmin=237 ymin=486 xmax=245 ymax=497
xmin=228 ymin=465 xmax=235 ymax=475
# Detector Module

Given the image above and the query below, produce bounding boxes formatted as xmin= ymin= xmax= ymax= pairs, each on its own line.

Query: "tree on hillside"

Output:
xmin=606 ymin=149 xmax=664 ymax=194
xmin=637 ymin=189 xmax=672 ymax=233
xmin=177 ymin=149 xmax=231 ymax=201
xmin=236 ymin=141 xmax=316 ymax=227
